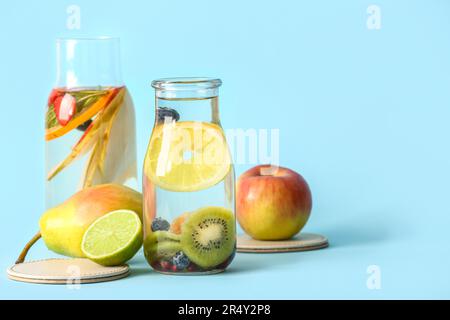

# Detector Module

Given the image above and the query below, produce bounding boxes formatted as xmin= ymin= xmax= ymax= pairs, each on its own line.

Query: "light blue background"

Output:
xmin=1 ymin=0 xmax=449 ymax=299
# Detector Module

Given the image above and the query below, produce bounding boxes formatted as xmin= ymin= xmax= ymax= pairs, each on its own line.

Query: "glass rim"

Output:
xmin=152 ymin=77 xmax=222 ymax=90
xmin=56 ymin=36 xmax=120 ymax=43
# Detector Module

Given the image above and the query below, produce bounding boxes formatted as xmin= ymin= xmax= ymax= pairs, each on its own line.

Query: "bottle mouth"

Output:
xmin=56 ymin=36 xmax=120 ymax=43
xmin=55 ymin=36 xmax=123 ymax=88
xmin=152 ymin=77 xmax=222 ymax=91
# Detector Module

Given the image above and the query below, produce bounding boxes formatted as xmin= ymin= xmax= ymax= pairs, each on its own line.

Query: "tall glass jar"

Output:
xmin=45 ymin=38 xmax=137 ymax=208
xmin=143 ymin=78 xmax=236 ymax=275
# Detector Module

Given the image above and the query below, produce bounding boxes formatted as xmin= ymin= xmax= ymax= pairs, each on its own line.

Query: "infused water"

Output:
xmin=143 ymin=79 xmax=236 ymax=274
xmin=45 ymin=86 xmax=137 ymax=208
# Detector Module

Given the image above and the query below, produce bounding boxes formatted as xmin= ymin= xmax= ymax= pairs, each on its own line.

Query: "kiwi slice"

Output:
xmin=144 ymin=231 xmax=181 ymax=262
xmin=145 ymin=241 xmax=182 ymax=262
xmin=180 ymin=206 xmax=235 ymax=268
xmin=146 ymin=230 xmax=181 ymax=244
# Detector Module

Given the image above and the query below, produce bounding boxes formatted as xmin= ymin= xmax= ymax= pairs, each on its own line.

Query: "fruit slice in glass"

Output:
xmin=144 ymin=121 xmax=231 ymax=192
xmin=45 ymin=88 xmax=118 ymax=141
xmin=46 ymin=87 xmax=124 ymax=183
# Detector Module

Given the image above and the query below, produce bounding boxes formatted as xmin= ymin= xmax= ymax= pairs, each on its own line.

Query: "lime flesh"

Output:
xmin=81 ymin=209 xmax=142 ymax=266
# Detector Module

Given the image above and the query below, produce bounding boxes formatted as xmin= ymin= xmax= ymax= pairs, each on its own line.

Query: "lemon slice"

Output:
xmin=144 ymin=121 xmax=231 ymax=192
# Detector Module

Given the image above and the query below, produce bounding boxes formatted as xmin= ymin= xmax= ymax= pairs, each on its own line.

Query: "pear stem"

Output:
xmin=15 ymin=231 xmax=41 ymax=264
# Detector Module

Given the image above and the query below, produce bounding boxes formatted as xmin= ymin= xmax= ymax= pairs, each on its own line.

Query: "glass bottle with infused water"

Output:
xmin=45 ymin=38 xmax=137 ymax=208
xmin=143 ymin=78 xmax=236 ymax=274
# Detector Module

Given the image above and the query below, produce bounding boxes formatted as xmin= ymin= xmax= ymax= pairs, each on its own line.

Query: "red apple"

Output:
xmin=237 ymin=165 xmax=312 ymax=240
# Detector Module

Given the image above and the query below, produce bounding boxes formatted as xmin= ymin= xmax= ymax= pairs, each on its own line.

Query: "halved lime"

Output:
xmin=81 ymin=209 xmax=143 ymax=266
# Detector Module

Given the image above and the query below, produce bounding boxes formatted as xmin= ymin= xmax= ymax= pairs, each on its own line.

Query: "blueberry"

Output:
xmin=151 ymin=217 xmax=170 ymax=231
xmin=77 ymin=119 xmax=92 ymax=131
xmin=172 ymin=251 xmax=190 ymax=270
xmin=157 ymin=107 xmax=180 ymax=123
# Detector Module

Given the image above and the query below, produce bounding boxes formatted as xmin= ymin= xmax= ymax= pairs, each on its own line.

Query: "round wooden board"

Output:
xmin=237 ymin=233 xmax=329 ymax=253
xmin=6 ymin=258 xmax=129 ymax=285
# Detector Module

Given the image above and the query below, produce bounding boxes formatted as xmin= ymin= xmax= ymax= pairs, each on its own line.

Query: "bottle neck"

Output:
xmin=155 ymin=87 xmax=219 ymax=100
xmin=55 ymin=38 xmax=123 ymax=89
xmin=155 ymin=95 xmax=221 ymax=125
xmin=152 ymin=78 xmax=223 ymax=125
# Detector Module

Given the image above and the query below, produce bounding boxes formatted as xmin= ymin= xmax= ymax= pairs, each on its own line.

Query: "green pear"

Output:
xmin=16 ymin=184 xmax=143 ymax=263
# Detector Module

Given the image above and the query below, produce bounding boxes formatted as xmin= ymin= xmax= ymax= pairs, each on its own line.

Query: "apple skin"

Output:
xmin=236 ymin=165 xmax=312 ymax=240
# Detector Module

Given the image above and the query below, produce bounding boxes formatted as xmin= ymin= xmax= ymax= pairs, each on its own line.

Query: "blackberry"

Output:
xmin=157 ymin=107 xmax=180 ymax=123
xmin=172 ymin=251 xmax=190 ymax=270
xmin=77 ymin=119 xmax=93 ymax=131
xmin=151 ymin=217 xmax=170 ymax=232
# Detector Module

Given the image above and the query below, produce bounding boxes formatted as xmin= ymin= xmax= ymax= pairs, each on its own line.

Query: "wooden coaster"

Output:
xmin=237 ymin=233 xmax=329 ymax=253
xmin=6 ymin=258 xmax=129 ymax=285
